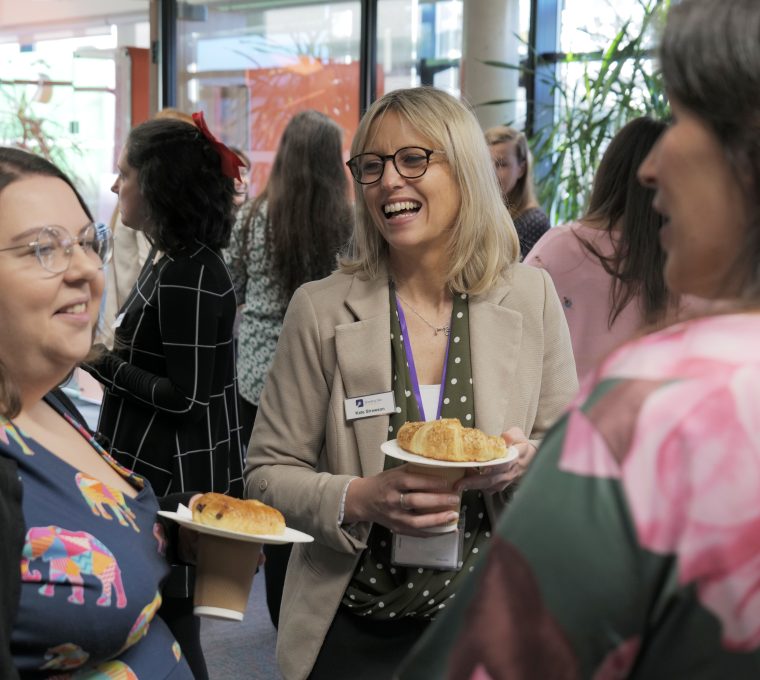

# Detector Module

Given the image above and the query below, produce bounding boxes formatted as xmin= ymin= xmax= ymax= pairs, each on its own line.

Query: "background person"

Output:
xmin=224 ymin=109 xmax=353 ymax=627
xmin=484 ymin=125 xmax=550 ymax=258
xmin=398 ymin=1 xmax=760 ymax=677
xmin=0 ymin=146 xmax=193 ymax=678
xmin=229 ymin=146 xmax=251 ymax=210
xmin=525 ymin=117 xmax=674 ymax=381
xmin=100 ymin=108 xmax=194 ymax=349
xmin=83 ymin=115 xmax=245 ymax=680
xmin=245 ymin=86 xmax=577 ymax=680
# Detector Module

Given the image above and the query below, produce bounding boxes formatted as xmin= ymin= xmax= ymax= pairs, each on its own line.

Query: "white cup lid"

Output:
xmin=194 ymin=605 xmax=245 ymax=621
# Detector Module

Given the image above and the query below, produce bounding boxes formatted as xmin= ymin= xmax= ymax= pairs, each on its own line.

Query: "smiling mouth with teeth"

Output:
xmin=59 ymin=303 xmax=87 ymax=314
xmin=383 ymin=201 xmax=422 ymax=216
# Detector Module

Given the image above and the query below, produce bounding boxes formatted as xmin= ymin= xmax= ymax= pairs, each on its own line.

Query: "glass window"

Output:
xmin=0 ymin=19 xmax=150 ymax=222
xmin=177 ymin=0 xmax=362 ymax=198
xmin=377 ymin=0 xmax=463 ymax=96
xmin=508 ymin=0 xmax=533 ymax=129
xmin=560 ymin=0 xmax=657 ymax=53
xmin=531 ymin=0 xmax=667 ymax=223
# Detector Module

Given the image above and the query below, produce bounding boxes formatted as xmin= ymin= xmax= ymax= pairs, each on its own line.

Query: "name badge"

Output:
xmin=391 ymin=515 xmax=465 ymax=571
xmin=344 ymin=391 xmax=396 ymax=421
xmin=113 ymin=312 xmax=126 ymax=329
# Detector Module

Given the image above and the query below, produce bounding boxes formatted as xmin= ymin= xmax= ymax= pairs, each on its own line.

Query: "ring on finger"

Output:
xmin=399 ymin=492 xmax=409 ymax=510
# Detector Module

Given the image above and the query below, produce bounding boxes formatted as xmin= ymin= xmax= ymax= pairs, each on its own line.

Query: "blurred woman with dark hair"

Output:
xmin=83 ymin=114 xmax=246 ymax=680
xmin=400 ymin=1 xmax=760 ymax=677
xmin=224 ymin=109 xmax=353 ymax=626
xmin=525 ymin=117 xmax=676 ymax=380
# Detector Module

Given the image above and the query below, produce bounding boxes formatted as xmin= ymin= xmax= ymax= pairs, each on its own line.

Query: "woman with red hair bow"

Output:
xmin=84 ymin=113 xmax=246 ymax=680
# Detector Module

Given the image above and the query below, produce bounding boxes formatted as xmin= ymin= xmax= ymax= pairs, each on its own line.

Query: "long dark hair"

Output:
xmin=125 ymin=118 xmax=236 ymax=254
xmin=241 ymin=110 xmax=352 ymax=298
xmin=578 ymin=117 xmax=669 ymax=326
xmin=0 ymin=147 xmax=93 ymax=418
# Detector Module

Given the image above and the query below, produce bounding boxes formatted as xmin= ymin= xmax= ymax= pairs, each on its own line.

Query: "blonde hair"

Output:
xmin=484 ymin=125 xmax=539 ymax=218
xmin=340 ymin=87 xmax=519 ymax=295
xmin=153 ymin=107 xmax=195 ymax=125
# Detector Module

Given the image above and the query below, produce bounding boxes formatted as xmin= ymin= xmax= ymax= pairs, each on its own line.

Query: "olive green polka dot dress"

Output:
xmin=341 ymin=285 xmax=491 ymax=620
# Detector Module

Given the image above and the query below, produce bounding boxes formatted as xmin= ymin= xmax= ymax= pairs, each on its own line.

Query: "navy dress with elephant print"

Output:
xmin=1 ymin=397 xmax=192 ymax=679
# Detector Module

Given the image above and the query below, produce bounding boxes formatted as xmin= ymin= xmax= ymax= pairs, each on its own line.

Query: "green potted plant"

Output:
xmin=482 ymin=0 xmax=670 ymax=224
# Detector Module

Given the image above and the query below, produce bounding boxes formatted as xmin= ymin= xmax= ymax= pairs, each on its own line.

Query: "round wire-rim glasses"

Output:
xmin=346 ymin=146 xmax=441 ymax=185
xmin=0 ymin=222 xmax=114 ymax=274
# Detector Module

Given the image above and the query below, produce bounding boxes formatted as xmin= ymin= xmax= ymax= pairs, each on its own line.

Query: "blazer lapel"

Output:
xmin=470 ymin=275 xmax=522 ymax=435
xmin=335 ymin=273 xmax=392 ymax=477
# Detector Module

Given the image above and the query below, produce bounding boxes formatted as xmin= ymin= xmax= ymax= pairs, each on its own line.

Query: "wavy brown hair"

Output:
xmin=240 ymin=110 xmax=352 ymax=298
xmin=125 ymin=118 xmax=236 ymax=254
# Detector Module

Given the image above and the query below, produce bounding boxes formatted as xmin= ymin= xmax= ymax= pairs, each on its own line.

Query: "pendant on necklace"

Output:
xmin=436 ymin=326 xmax=451 ymax=336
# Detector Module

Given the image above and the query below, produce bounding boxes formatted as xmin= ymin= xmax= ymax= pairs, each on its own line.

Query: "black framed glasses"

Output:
xmin=0 ymin=222 xmax=113 ymax=274
xmin=346 ymin=146 xmax=441 ymax=185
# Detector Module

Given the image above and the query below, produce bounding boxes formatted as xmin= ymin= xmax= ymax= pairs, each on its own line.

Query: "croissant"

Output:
xmin=397 ymin=418 xmax=507 ymax=462
xmin=192 ymin=492 xmax=286 ymax=535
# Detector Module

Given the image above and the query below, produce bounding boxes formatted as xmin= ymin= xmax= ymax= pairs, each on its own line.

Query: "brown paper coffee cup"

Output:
xmin=408 ymin=463 xmax=466 ymax=533
xmin=193 ymin=533 xmax=261 ymax=621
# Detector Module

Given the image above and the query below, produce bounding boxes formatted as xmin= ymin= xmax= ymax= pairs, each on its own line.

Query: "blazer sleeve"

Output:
xmin=529 ymin=268 xmax=578 ymax=444
xmin=244 ymin=287 xmax=362 ymax=555
xmin=83 ymin=258 xmax=223 ymax=421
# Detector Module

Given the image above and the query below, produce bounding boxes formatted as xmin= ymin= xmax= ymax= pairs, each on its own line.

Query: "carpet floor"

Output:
xmin=201 ymin=571 xmax=282 ymax=679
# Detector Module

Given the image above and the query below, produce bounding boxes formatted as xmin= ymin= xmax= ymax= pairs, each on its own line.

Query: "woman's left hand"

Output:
xmin=455 ymin=427 xmax=537 ymax=494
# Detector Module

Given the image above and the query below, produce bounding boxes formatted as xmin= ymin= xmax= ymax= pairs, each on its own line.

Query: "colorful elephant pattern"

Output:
xmin=2 ymin=406 xmax=191 ymax=678
xmin=123 ymin=592 xmax=163 ymax=650
xmin=76 ymin=472 xmax=140 ymax=532
xmin=41 ymin=642 xmax=90 ymax=671
xmin=47 ymin=659 xmax=139 ymax=679
xmin=22 ymin=526 xmax=127 ymax=608
xmin=0 ymin=417 xmax=34 ymax=456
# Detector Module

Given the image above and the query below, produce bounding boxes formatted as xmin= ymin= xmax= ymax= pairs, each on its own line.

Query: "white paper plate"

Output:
xmin=381 ymin=439 xmax=519 ymax=469
xmin=157 ymin=511 xmax=314 ymax=545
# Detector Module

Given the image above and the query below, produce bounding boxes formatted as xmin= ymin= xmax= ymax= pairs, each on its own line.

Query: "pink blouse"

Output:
xmin=525 ymin=222 xmax=644 ymax=382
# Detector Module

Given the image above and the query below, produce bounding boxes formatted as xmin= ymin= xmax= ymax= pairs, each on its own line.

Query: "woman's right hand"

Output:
xmin=343 ymin=465 xmax=460 ymax=537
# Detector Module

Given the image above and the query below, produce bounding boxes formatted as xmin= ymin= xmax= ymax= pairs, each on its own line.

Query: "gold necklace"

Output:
xmin=395 ymin=291 xmax=451 ymax=336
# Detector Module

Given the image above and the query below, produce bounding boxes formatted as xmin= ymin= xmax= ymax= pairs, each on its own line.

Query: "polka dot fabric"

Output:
xmin=514 ymin=206 xmax=551 ymax=260
xmin=342 ymin=285 xmax=491 ymax=620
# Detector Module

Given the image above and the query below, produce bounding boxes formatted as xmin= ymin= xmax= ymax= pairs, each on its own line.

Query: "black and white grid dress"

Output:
xmin=85 ymin=241 xmax=245 ymax=500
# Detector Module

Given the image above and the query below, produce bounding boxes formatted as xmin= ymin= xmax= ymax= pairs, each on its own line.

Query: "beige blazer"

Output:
xmin=244 ymin=263 xmax=578 ymax=680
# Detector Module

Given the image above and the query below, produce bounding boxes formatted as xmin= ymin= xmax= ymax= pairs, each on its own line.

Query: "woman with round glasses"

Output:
xmin=82 ymin=115 xmax=245 ymax=680
xmin=0 ymin=146 xmax=193 ymax=677
xmin=244 ymin=86 xmax=577 ymax=680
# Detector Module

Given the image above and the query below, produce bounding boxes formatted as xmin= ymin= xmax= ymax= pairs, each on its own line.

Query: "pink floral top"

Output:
xmin=398 ymin=313 xmax=760 ymax=679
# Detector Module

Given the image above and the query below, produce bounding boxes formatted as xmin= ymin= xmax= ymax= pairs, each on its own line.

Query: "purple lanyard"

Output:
xmin=395 ymin=296 xmax=450 ymax=421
